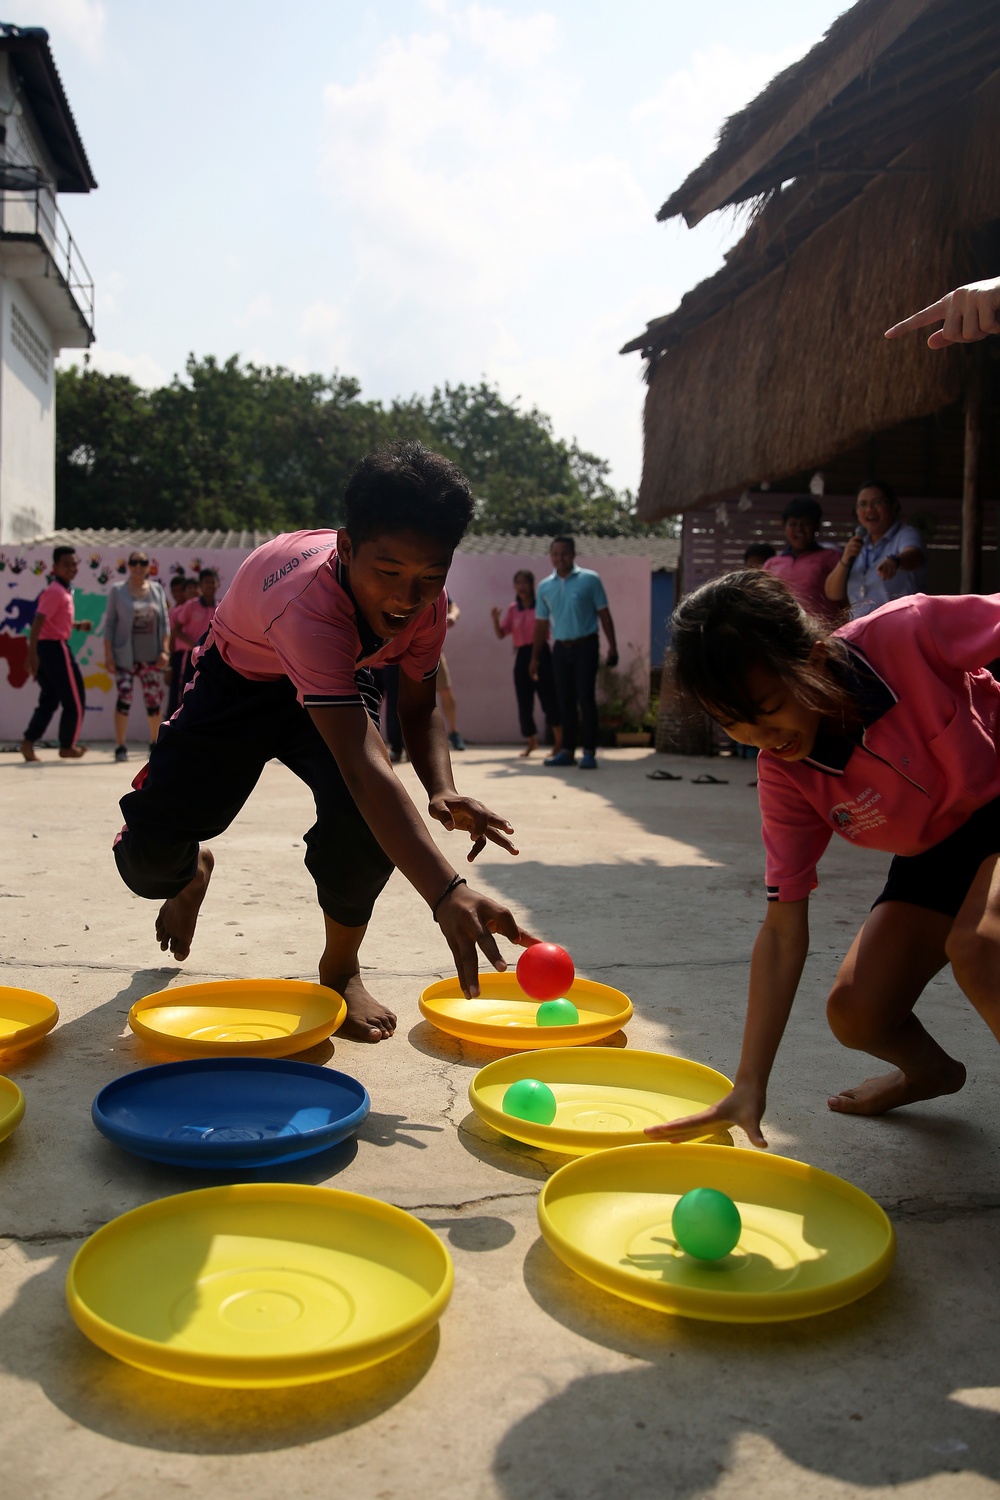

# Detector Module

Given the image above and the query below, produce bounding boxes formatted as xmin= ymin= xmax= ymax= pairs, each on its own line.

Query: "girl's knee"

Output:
xmin=826 ymin=981 xmax=881 ymax=1051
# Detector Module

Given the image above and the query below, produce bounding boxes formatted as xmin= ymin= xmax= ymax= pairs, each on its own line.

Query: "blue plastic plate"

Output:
xmin=92 ymin=1058 xmax=370 ymax=1169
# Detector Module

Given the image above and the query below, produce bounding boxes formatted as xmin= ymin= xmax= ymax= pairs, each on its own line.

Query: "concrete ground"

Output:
xmin=1 ymin=741 xmax=999 ymax=1499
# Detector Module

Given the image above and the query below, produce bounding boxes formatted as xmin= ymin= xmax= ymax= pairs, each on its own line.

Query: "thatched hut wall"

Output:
xmin=637 ymin=71 xmax=1000 ymax=522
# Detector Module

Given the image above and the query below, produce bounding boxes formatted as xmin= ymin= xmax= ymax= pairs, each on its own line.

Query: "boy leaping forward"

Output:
xmin=113 ymin=443 xmax=533 ymax=1041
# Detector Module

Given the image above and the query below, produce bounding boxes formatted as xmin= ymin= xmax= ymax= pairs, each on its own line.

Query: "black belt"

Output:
xmin=553 ymin=633 xmax=598 ymax=647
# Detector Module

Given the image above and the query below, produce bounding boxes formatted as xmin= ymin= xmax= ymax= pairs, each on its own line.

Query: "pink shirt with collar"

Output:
xmin=763 ymin=546 xmax=841 ymax=624
xmin=498 ymin=601 xmax=537 ymax=649
xmin=759 ymin=593 xmax=1000 ymax=902
xmin=172 ymin=596 xmax=217 ymax=649
xmin=210 ymin=530 xmax=448 ymax=708
xmin=35 ymin=579 xmax=74 ymax=641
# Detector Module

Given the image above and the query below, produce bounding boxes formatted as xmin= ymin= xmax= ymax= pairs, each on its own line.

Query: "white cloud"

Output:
xmin=299 ymin=300 xmax=352 ymax=373
xmin=234 ymin=294 xmax=273 ymax=329
xmin=428 ymin=1 xmax=559 ymax=69
xmin=28 ymin=0 xmax=107 ymax=62
xmin=631 ymin=41 xmax=817 ymax=180
xmin=59 ymin=344 xmax=169 ymax=389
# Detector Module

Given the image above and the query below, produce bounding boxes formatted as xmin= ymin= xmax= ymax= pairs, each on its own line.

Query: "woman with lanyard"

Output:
xmin=825 ymin=479 xmax=927 ymax=619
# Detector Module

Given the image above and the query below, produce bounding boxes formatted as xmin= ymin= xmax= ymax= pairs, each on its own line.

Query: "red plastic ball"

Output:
xmin=516 ymin=943 xmax=575 ymax=1002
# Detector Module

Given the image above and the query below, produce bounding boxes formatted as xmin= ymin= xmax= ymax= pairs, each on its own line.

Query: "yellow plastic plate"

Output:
xmin=419 ymin=972 xmax=632 ymax=1049
xmin=66 ymin=1183 xmax=454 ymax=1387
xmin=128 ymin=979 xmax=348 ymax=1058
xmin=470 ymin=1048 xmax=733 ymax=1153
xmin=539 ymin=1143 xmax=895 ymax=1323
xmin=0 ymin=986 xmax=58 ymax=1051
xmin=0 ymin=1075 xmax=25 ymax=1143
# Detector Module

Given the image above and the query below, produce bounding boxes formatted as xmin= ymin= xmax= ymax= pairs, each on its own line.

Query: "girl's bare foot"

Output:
xmin=19 ymin=739 xmax=39 ymax=762
xmin=155 ymin=849 xmax=215 ymax=961
xmin=519 ymin=736 xmax=537 ymax=758
xmin=58 ymin=745 xmax=87 ymax=759
xmin=828 ymin=1056 xmax=966 ymax=1116
xmin=324 ymin=970 xmax=396 ymax=1043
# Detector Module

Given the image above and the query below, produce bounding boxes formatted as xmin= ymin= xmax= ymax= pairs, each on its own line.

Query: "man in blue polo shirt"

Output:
xmin=530 ymin=535 xmax=618 ymax=769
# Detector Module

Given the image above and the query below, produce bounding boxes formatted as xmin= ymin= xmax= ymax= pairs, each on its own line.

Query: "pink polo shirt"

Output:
xmin=763 ymin=546 xmax=841 ymax=623
xmin=35 ymin=579 xmax=74 ymax=641
xmin=172 ymin=597 xmax=216 ymax=650
xmin=498 ymin=601 xmax=537 ymax=649
xmin=210 ymin=530 xmax=448 ymax=708
xmin=759 ymin=593 xmax=1000 ymax=902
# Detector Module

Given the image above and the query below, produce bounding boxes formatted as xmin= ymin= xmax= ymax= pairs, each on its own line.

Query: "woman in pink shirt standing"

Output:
xmin=645 ymin=570 xmax=1000 ymax=1149
xmin=491 ymin=570 xmax=561 ymax=758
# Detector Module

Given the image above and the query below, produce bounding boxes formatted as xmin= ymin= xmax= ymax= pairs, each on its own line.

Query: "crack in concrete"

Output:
xmin=2 ymin=1226 xmax=96 ymax=1245
xmin=398 ymin=1189 xmax=539 ymax=1213
xmin=887 ymin=1196 xmax=1000 ymax=1222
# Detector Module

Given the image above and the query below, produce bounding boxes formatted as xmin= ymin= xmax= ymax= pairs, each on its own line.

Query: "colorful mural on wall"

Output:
xmin=0 ymin=545 xmax=242 ymax=743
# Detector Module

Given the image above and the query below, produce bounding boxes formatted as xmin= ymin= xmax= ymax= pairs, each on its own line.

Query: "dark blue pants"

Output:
xmin=551 ymin=634 xmax=599 ymax=755
xmin=24 ymin=639 xmax=85 ymax=747
xmin=513 ymin=643 xmax=559 ymax=739
xmin=113 ymin=645 xmax=393 ymax=927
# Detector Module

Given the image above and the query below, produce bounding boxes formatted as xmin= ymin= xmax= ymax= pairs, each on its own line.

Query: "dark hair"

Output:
xmin=199 ymin=568 xmax=219 ymax=582
xmin=856 ymin=477 xmax=898 ymax=510
xmin=170 ymin=574 xmax=186 ymax=591
xmin=743 ymin=541 xmax=776 ymax=564
xmin=52 ymin=545 xmax=76 ymax=565
xmin=513 ymin=568 xmax=536 ymax=607
xmin=551 ymin=535 xmax=575 ymax=552
xmin=670 ymin=571 xmax=850 ymax=725
xmin=343 ymin=441 xmax=473 ymax=552
xmin=781 ymin=496 xmax=822 ymax=527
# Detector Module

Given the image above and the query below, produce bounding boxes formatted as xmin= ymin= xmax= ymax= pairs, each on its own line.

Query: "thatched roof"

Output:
xmin=625 ymin=0 xmax=1000 ymax=521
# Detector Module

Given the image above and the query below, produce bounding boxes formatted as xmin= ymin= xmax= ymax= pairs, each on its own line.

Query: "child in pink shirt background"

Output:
xmin=491 ymin=569 xmax=561 ymax=758
xmin=20 ymin=546 xmax=92 ymax=762
xmin=646 ymin=570 xmax=1000 ymax=1149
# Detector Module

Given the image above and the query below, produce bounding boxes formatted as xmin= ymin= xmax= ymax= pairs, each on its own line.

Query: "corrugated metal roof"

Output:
xmin=23 ymin=527 xmax=680 ymax=570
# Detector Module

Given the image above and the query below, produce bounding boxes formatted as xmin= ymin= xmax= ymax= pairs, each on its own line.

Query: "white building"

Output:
xmin=0 ymin=23 xmax=94 ymax=544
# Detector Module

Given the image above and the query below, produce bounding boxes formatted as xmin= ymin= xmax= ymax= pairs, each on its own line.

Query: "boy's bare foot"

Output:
xmin=325 ymin=970 xmax=396 ymax=1043
xmin=58 ymin=745 xmax=87 ymax=759
xmin=828 ymin=1057 xmax=966 ymax=1116
xmin=19 ymin=739 xmax=39 ymax=762
xmin=519 ymin=736 xmax=537 ymax=758
xmin=155 ymin=849 xmax=214 ymax=961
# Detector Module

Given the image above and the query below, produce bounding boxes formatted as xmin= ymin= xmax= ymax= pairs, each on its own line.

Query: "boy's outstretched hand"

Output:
xmin=436 ymin=882 xmax=537 ymax=997
xmin=429 ymin=792 xmax=518 ymax=861
xmin=644 ymin=1082 xmax=768 ymax=1150
xmin=885 ymin=276 xmax=1000 ymax=348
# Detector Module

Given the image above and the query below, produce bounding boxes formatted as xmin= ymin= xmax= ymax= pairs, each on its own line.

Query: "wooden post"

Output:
xmin=961 ymin=350 xmax=984 ymax=595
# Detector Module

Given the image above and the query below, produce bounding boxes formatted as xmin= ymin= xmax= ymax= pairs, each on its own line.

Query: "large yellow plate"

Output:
xmin=0 ymin=987 xmax=58 ymax=1051
xmin=538 ymin=1143 xmax=895 ymax=1323
xmin=470 ymin=1048 xmax=733 ymax=1153
xmin=0 ymin=1075 xmax=25 ymax=1143
xmin=129 ymin=979 xmax=347 ymax=1058
xmin=66 ymin=1183 xmax=454 ymax=1386
xmin=419 ymin=972 xmax=631 ymax=1049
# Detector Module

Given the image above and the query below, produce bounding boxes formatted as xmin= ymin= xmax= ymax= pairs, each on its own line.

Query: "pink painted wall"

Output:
xmin=0 ymin=542 xmax=650 ymax=745
xmin=442 ymin=551 xmax=651 ymax=744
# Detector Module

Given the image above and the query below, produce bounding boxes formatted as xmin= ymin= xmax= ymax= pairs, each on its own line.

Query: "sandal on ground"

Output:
xmin=646 ymin=769 xmax=682 ymax=781
xmin=691 ymin=773 xmax=728 ymax=784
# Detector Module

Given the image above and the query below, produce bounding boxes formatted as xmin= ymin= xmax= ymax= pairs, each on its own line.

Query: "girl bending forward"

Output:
xmin=649 ymin=571 xmax=1000 ymax=1147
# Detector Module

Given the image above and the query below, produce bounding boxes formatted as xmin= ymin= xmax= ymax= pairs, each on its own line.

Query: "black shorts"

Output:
xmin=873 ymin=794 xmax=1000 ymax=919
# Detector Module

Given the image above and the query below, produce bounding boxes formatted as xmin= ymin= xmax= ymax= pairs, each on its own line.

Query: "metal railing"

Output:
xmin=0 ymin=180 xmax=95 ymax=332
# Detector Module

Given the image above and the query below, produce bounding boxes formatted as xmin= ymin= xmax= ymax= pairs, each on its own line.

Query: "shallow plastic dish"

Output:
xmin=0 ymin=1075 xmax=25 ymax=1143
xmin=470 ymin=1048 xmax=733 ymax=1153
xmin=66 ymin=1183 xmax=454 ymax=1386
xmin=0 ymin=986 xmax=58 ymax=1051
xmin=538 ymin=1143 xmax=895 ymax=1323
xmin=92 ymin=1058 xmax=370 ymax=1168
xmin=419 ymin=972 xmax=631 ymax=1049
xmin=128 ymin=979 xmax=347 ymax=1058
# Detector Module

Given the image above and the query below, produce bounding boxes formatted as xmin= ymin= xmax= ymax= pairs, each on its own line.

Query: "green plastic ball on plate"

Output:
xmin=672 ymin=1187 xmax=742 ymax=1260
xmin=536 ymin=999 xmax=580 ymax=1027
xmin=502 ymin=1078 xmax=557 ymax=1126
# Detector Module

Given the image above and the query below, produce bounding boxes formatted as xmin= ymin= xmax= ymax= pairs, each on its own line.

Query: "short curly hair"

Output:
xmin=344 ymin=441 xmax=474 ymax=553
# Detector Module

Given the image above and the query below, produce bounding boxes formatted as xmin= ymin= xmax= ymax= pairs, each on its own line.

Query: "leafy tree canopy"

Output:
xmin=56 ymin=356 xmax=671 ymax=536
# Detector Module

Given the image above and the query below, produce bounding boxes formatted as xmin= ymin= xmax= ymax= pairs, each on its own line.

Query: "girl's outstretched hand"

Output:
xmin=435 ymin=883 xmax=536 ymax=997
xmin=429 ymin=792 xmax=518 ymax=861
xmin=644 ymin=1083 xmax=768 ymax=1150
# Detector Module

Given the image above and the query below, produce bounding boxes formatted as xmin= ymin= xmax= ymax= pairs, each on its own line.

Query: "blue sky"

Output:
xmin=33 ymin=0 xmax=848 ymax=491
